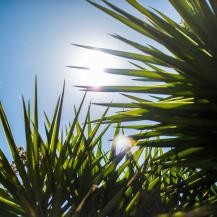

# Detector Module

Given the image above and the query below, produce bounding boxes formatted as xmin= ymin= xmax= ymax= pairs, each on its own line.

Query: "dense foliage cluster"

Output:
xmin=0 ymin=82 xmax=216 ymax=216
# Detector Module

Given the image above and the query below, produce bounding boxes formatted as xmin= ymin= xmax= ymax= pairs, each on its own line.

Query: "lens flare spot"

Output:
xmin=114 ymin=135 xmax=133 ymax=153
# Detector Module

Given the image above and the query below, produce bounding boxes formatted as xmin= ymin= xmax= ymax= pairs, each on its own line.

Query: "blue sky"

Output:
xmin=0 ymin=0 xmax=179 ymax=158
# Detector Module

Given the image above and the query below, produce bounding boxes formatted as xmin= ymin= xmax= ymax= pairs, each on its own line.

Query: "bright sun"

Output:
xmin=74 ymin=49 xmax=117 ymax=86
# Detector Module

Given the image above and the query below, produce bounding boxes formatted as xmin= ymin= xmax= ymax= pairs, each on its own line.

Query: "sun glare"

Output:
xmin=114 ymin=135 xmax=133 ymax=153
xmin=75 ymin=50 xmax=117 ymax=86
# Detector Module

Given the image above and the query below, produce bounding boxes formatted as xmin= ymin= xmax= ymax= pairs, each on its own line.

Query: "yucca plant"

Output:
xmin=0 ymin=80 xmax=111 ymax=217
xmin=68 ymin=0 xmax=217 ymax=215
xmin=73 ymin=0 xmax=217 ymax=173
xmin=1 ymin=80 xmax=216 ymax=216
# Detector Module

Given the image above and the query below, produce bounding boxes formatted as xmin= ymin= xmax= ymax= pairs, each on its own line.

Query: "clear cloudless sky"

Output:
xmin=0 ymin=0 xmax=179 ymax=159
